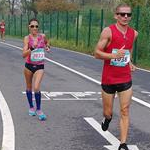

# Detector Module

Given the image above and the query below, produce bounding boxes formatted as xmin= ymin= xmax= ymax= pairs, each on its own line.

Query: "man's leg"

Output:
xmin=101 ymin=89 xmax=115 ymax=131
xmin=118 ymin=87 xmax=132 ymax=144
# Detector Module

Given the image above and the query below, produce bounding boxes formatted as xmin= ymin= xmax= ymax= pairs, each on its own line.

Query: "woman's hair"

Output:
xmin=28 ymin=18 xmax=39 ymax=25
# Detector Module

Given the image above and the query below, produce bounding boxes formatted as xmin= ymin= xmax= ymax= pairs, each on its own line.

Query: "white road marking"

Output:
xmin=1 ymin=42 xmax=150 ymax=109
xmin=45 ymin=57 xmax=101 ymax=85
xmin=141 ymin=91 xmax=150 ymax=96
xmin=22 ymin=91 xmax=99 ymax=101
xmin=0 ymin=42 xmax=22 ymax=50
xmin=52 ymin=98 xmax=97 ymax=100
xmin=45 ymin=58 xmax=150 ymax=109
xmin=141 ymin=91 xmax=150 ymax=94
xmin=0 ymin=91 xmax=15 ymax=150
xmin=132 ymin=97 xmax=150 ymax=108
xmin=137 ymin=67 xmax=150 ymax=73
xmin=84 ymin=117 xmax=139 ymax=150
xmin=0 ymin=40 xmax=148 ymax=150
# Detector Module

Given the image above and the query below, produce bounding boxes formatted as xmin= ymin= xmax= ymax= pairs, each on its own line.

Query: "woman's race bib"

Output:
xmin=110 ymin=49 xmax=130 ymax=67
xmin=30 ymin=48 xmax=45 ymax=62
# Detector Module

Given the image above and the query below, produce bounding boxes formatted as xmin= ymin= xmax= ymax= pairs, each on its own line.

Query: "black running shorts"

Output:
xmin=101 ymin=81 xmax=132 ymax=94
xmin=25 ymin=63 xmax=44 ymax=74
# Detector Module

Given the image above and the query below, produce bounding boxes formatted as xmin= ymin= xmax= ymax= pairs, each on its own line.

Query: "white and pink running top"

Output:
xmin=26 ymin=34 xmax=46 ymax=65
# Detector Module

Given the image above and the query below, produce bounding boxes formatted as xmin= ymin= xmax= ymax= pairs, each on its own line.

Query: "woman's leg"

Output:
xmin=33 ymin=69 xmax=46 ymax=120
xmin=33 ymin=69 xmax=44 ymax=110
xmin=24 ymin=67 xmax=34 ymax=108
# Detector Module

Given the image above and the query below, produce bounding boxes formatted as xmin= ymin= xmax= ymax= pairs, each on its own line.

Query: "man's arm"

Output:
xmin=129 ymin=30 xmax=138 ymax=71
xmin=94 ymin=27 xmax=125 ymax=60
xmin=94 ymin=27 xmax=113 ymax=59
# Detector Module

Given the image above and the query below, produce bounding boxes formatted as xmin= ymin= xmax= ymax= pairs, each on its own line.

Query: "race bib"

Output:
xmin=110 ymin=49 xmax=130 ymax=67
xmin=30 ymin=48 xmax=45 ymax=62
xmin=1 ymin=26 xmax=4 ymax=28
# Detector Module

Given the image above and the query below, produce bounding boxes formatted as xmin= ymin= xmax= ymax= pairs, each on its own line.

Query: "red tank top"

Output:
xmin=102 ymin=24 xmax=135 ymax=84
xmin=0 ymin=22 xmax=5 ymax=31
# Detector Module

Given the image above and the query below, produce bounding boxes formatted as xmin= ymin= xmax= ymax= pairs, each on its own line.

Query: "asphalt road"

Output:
xmin=0 ymin=38 xmax=150 ymax=150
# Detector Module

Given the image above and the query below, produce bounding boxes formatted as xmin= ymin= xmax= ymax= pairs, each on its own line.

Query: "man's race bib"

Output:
xmin=30 ymin=48 xmax=45 ymax=62
xmin=110 ymin=49 xmax=130 ymax=67
xmin=1 ymin=26 xmax=4 ymax=28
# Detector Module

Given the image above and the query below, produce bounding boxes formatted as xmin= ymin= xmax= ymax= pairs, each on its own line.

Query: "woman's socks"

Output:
xmin=35 ymin=91 xmax=41 ymax=110
xmin=26 ymin=90 xmax=34 ymax=108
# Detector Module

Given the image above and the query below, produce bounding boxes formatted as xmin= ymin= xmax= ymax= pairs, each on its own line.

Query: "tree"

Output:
xmin=19 ymin=0 xmax=39 ymax=17
xmin=0 ymin=0 xmax=8 ymax=14
xmin=145 ymin=0 xmax=150 ymax=7
xmin=119 ymin=0 xmax=146 ymax=7
xmin=36 ymin=0 xmax=78 ymax=13
xmin=20 ymin=0 xmax=30 ymax=13
xmin=6 ymin=0 xmax=16 ymax=15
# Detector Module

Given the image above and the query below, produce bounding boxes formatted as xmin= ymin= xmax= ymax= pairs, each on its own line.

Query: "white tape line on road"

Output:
xmin=0 ymin=91 xmax=15 ymax=150
xmin=1 ymin=42 xmax=150 ymax=110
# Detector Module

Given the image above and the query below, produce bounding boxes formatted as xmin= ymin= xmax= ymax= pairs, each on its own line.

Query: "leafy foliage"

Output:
xmin=121 ymin=0 xmax=146 ymax=7
xmin=36 ymin=0 xmax=79 ymax=13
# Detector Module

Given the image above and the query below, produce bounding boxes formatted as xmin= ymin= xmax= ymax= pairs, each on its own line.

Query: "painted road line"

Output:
xmin=1 ymin=42 xmax=150 ymax=109
xmin=141 ymin=91 xmax=150 ymax=97
xmin=84 ymin=117 xmax=139 ymax=150
xmin=52 ymin=98 xmax=97 ymax=100
xmin=0 ymin=41 xmax=22 ymax=50
xmin=137 ymin=67 xmax=150 ymax=73
xmin=132 ymin=97 xmax=150 ymax=109
xmin=45 ymin=57 xmax=150 ymax=109
xmin=22 ymin=91 xmax=99 ymax=101
xmin=0 ymin=91 xmax=15 ymax=150
xmin=45 ymin=57 xmax=101 ymax=85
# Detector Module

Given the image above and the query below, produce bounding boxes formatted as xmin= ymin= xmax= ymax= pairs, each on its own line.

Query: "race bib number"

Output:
xmin=30 ymin=48 xmax=45 ymax=62
xmin=1 ymin=26 xmax=4 ymax=28
xmin=110 ymin=49 xmax=130 ymax=67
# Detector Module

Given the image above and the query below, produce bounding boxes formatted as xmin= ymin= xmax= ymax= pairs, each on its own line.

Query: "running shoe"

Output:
xmin=36 ymin=110 xmax=47 ymax=121
xmin=29 ymin=108 xmax=36 ymax=116
xmin=118 ymin=143 xmax=129 ymax=150
xmin=101 ymin=117 xmax=112 ymax=131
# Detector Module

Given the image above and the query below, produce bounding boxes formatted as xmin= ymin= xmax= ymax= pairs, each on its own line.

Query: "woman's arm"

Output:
xmin=22 ymin=36 xmax=31 ymax=58
xmin=43 ymin=34 xmax=50 ymax=51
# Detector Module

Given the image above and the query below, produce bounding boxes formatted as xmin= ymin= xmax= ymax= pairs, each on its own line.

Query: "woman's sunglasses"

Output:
xmin=116 ymin=12 xmax=132 ymax=17
xmin=30 ymin=25 xmax=39 ymax=28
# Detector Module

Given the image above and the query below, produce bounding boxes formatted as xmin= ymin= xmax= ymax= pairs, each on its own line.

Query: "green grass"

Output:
xmin=50 ymin=38 xmax=95 ymax=55
xmin=136 ymin=59 xmax=150 ymax=70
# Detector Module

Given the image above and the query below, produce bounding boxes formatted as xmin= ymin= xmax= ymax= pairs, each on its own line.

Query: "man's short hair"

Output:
xmin=115 ymin=3 xmax=131 ymax=13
